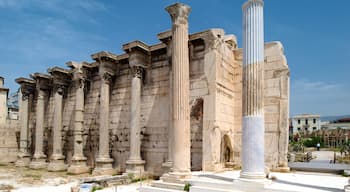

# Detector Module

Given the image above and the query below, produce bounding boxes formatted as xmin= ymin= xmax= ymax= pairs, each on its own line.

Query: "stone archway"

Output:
xmin=190 ymin=98 xmax=203 ymax=171
xmin=221 ymin=134 xmax=233 ymax=166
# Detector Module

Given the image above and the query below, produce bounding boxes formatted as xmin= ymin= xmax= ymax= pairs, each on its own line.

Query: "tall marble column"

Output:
xmin=166 ymin=3 xmax=191 ymax=177
xmin=15 ymin=78 xmax=35 ymax=167
xmin=67 ymin=62 xmax=90 ymax=174
xmin=29 ymin=73 xmax=51 ymax=169
xmin=47 ymin=85 xmax=67 ymax=171
xmin=93 ymin=72 xmax=116 ymax=175
xmin=240 ymin=0 xmax=266 ymax=179
xmin=126 ymin=65 xmax=146 ymax=175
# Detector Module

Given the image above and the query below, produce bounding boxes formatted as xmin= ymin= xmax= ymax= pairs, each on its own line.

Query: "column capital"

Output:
xmin=16 ymin=77 xmax=36 ymax=100
xmin=131 ymin=66 xmax=145 ymax=79
xmin=30 ymin=73 xmax=52 ymax=91
xmin=166 ymin=3 xmax=191 ymax=25
xmin=243 ymin=0 xmax=264 ymax=10
xmin=48 ymin=67 xmax=71 ymax=95
xmin=101 ymin=72 xmax=114 ymax=85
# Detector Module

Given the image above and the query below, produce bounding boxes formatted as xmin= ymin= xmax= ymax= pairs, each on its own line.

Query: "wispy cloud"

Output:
xmin=291 ymin=79 xmax=350 ymax=116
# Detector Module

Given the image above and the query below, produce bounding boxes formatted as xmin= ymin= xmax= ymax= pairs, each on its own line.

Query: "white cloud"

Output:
xmin=290 ymin=79 xmax=350 ymax=116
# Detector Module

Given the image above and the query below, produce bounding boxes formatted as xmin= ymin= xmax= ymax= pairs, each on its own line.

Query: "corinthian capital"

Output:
xmin=131 ymin=66 xmax=144 ymax=79
xmin=166 ymin=3 xmax=191 ymax=25
xmin=102 ymin=72 xmax=113 ymax=85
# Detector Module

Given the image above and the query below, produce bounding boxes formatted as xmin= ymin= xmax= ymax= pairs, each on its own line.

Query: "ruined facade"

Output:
xmin=14 ymin=4 xmax=290 ymax=176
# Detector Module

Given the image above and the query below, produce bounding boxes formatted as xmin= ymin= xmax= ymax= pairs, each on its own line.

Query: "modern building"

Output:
xmin=291 ymin=114 xmax=321 ymax=134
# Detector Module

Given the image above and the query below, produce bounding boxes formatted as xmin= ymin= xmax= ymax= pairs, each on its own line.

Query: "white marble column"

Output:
xmin=166 ymin=3 xmax=191 ymax=177
xmin=93 ymin=72 xmax=115 ymax=175
xmin=29 ymin=88 xmax=47 ymax=169
xmin=15 ymin=90 xmax=31 ymax=167
xmin=67 ymin=74 xmax=90 ymax=174
xmin=48 ymin=85 xmax=67 ymax=171
xmin=126 ymin=66 xmax=145 ymax=174
xmin=240 ymin=0 xmax=266 ymax=179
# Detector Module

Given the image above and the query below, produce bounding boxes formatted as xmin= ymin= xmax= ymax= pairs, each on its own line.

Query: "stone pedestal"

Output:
xmin=67 ymin=62 xmax=90 ymax=174
xmin=29 ymin=86 xmax=47 ymax=169
xmin=165 ymin=2 xmax=191 ymax=180
xmin=240 ymin=0 xmax=266 ymax=180
xmin=48 ymin=82 xmax=68 ymax=171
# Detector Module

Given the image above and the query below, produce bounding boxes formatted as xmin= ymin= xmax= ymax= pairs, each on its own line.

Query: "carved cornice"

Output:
xmin=166 ymin=3 xmax=191 ymax=26
xmin=30 ymin=73 xmax=52 ymax=91
xmin=91 ymin=51 xmax=118 ymax=63
xmin=122 ymin=41 xmax=150 ymax=54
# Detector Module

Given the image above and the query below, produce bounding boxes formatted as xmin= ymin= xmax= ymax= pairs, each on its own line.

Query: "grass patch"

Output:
xmin=23 ymin=173 xmax=42 ymax=179
xmin=184 ymin=183 xmax=191 ymax=191
xmin=92 ymin=186 xmax=104 ymax=192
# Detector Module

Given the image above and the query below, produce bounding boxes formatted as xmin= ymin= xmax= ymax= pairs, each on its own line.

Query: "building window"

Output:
xmin=305 ymin=119 xmax=308 ymax=125
xmin=313 ymin=119 xmax=316 ymax=124
xmin=297 ymin=127 xmax=301 ymax=131
xmin=305 ymin=127 xmax=308 ymax=131
xmin=298 ymin=119 xmax=300 ymax=124
xmin=313 ymin=127 xmax=317 ymax=130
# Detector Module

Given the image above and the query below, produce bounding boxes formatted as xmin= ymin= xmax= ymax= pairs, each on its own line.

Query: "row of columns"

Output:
xmin=15 ymin=1 xmax=267 ymax=183
xmin=15 ymin=55 xmax=147 ymax=175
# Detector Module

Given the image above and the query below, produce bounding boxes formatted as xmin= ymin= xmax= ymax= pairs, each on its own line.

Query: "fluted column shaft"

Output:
xmin=97 ymin=74 xmax=112 ymax=160
xmin=241 ymin=0 xmax=265 ymax=179
xmin=73 ymin=78 xmax=86 ymax=160
xmin=19 ymin=93 xmax=30 ymax=156
xmin=166 ymin=3 xmax=191 ymax=174
xmin=128 ymin=67 xmax=143 ymax=161
xmin=33 ymin=89 xmax=46 ymax=159
xmin=52 ymin=86 xmax=64 ymax=159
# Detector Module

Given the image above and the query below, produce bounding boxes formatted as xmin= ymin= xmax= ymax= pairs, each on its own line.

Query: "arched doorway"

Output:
xmin=221 ymin=134 xmax=233 ymax=167
xmin=190 ymin=98 xmax=203 ymax=171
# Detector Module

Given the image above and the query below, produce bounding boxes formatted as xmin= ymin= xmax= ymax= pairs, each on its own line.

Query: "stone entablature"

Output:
xmin=13 ymin=3 xmax=289 ymax=177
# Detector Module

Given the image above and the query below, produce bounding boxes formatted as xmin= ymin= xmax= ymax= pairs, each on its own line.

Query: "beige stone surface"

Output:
xmin=9 ymin=3 xmax=289 ymax=177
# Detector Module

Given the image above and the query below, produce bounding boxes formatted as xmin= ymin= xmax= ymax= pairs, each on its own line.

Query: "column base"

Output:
xmin=15 ymin=152 xmax=31 ymax=167
xmin=29 ymin=158 xmax=47 ymax=170
xmin=126 ymin=159 xmax=145 ymax=179
xmin=92 ymin=157 xmax=116 ymax=176
xmin=234 ymin=177 xmax=272 ymax=190
xmin=240 ymin=171 xmax=266 ymax=180
xmin=67 ymin=156 xmax=90 ymax=175
xmin=160 ymin=170 xmax=191 ymax=184
xmin=47 ymin=160 xmax=67 ymax=172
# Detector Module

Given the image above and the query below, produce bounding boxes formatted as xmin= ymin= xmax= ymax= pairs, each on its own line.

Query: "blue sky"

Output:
xmin=0 ymin=0 xmax=349 ymax=116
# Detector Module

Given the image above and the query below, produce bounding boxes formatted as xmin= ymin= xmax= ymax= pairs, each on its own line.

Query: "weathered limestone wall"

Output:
xmin=264 ymin=42 xmax=290 ymax=170
xmin=15 ymin=28 xmax=289 ymax=176
xmin=0 ymin=119 xmax=19 ymax=163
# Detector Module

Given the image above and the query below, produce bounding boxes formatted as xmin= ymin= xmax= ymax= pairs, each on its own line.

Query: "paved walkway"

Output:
xmin=289 ymin=151 xmax=350 ymax=173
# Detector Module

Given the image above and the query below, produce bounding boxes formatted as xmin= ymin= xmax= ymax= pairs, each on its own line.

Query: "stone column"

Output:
xmin=15 ymin=79 xmax=34 ymax=167
xmin=67 ymin=64 xmax=90 ymax=174
xmin=29 ymin=87 xmax=47 ymax=169
xmin=47 ymin=85 xmax=67 ymax=171
xmin=126 ymin=65 xmax=145 ymax=175
xmin=93 ymin=72 xmax=116 ymax=175
xmin=240 ymin=0 xmax=266 ymax=179
xmin=166 ymin=3 xmax=191 ymax=178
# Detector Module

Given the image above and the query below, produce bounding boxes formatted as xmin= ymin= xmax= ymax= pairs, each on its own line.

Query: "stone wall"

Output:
xmin=0 ymin=119 xmax=19 ymax=163
xmin=16 ymin=28 xmax=289 ymax=176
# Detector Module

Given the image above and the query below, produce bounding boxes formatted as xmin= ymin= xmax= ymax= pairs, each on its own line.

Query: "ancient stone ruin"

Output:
xmin=14 ymin=2 xmax=290 ymax=177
